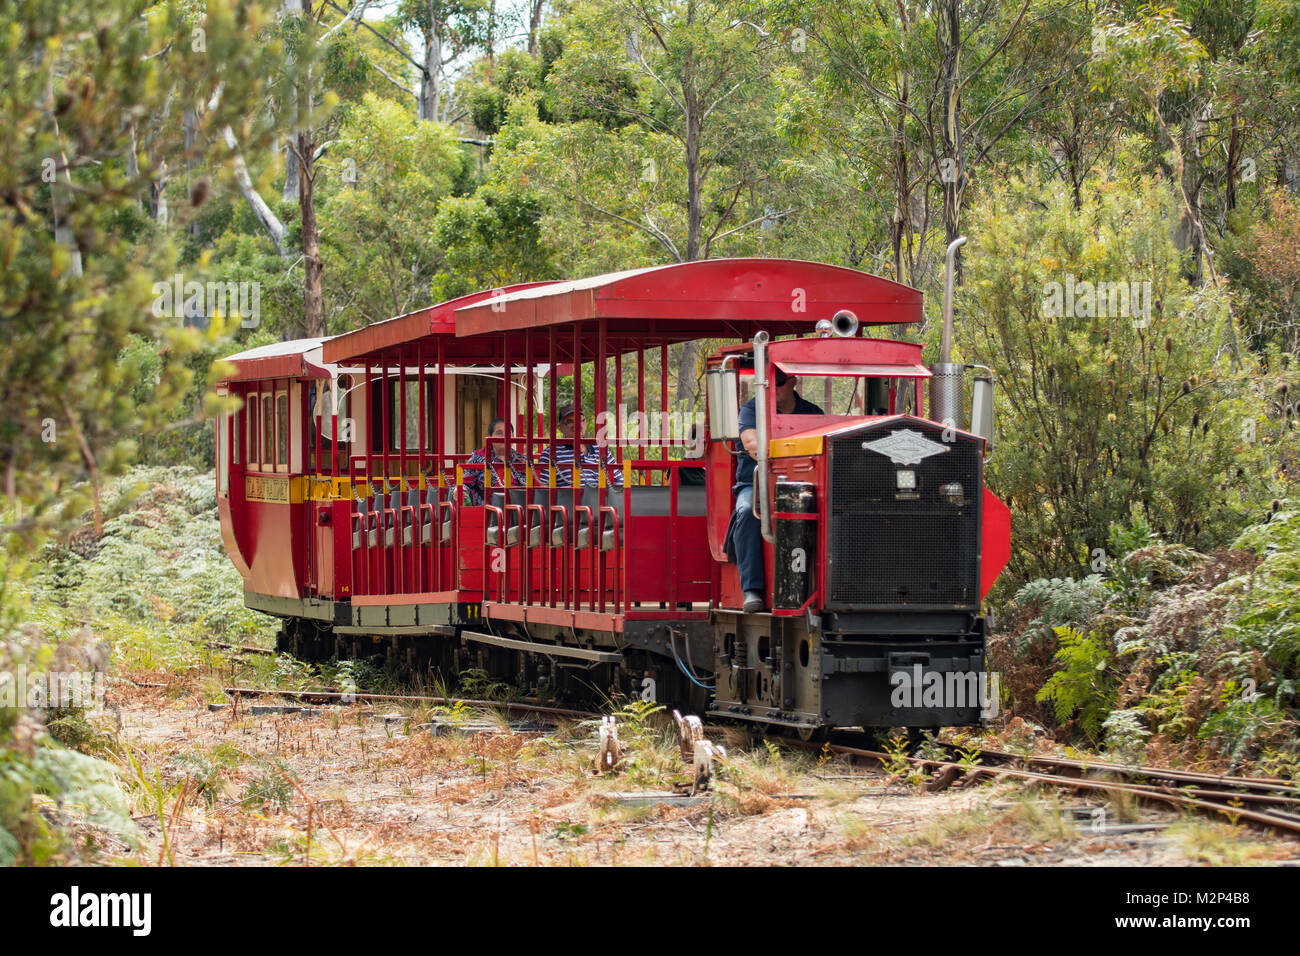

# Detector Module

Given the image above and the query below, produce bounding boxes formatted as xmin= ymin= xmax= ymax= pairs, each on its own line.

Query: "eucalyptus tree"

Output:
xmin=0 ymin=0 xmax=295 ymax=539
xmin=761 ymin=0 xmax=1074 ymax=286
xmin=528 ymin=0 xmax=790 ymax=402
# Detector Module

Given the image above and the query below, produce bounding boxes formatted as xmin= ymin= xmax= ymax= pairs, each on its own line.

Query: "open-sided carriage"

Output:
xmin=215 ymin=256 xmax=1010 ymax=733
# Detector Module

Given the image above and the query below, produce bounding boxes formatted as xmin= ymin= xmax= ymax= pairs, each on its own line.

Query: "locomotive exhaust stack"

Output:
xmin=929 ymin=235 xmax=968 ymax=432
xmin=928 ymin=236 xmax=996 ymax=453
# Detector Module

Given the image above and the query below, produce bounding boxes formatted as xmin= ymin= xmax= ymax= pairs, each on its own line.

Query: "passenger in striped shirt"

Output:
xmin=463 ymin=417 xmax=528 ymax=505
xmin=536 ymin=404 xmax=623 ymax=488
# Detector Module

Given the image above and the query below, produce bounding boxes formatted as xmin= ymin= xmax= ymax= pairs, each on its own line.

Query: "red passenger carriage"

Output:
xmin=215 ymin=257 xmax=1010 ymax=732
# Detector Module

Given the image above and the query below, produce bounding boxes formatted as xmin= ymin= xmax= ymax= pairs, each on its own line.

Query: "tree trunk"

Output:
xmin=938 ymin=0 xmax=963 ymax=278
xmin=1183 ymin=112 xmax=1205 ymax=284
xmin=675 ymin=68 xmax=703 ymax=408
xmin=283 ymin=0 xmax=304 ymax=199
xmin=282 ymin=142 xmax=299 ymax=203
xmin=184 ymin=107 xmax=201 ymax=236
xmin=890 ymin=92 xmax=909 ymax=284
xmin=419 ymin=26 xmax=441 ymax=121
xmin=1223 ymin=114 xmax=1241 ymax=225
xmin=148 ymin=162 xmax=168 ymax=226
xmin=527 ymin=0 xmax=545 ymax=55
xmin=299 ymin=129 xmax=324 ymax=337
xmin=223 ymin=125 xmax=289 ymax=255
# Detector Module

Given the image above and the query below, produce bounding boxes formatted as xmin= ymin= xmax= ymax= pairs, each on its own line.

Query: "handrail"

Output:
xmin=481 ymin=503 xmax=505 ymax=604
xmin=573 ymin=504 xmax=594 ymax=611
xmin=597 ymin=505 xmax=621 ymax=614
xmin=438 ymin=499 xmax=457 ymax=591
xmin=504 ymin=502 xmax=525 ymax=602
xmin=548 ymin=503 xmax=570 ymax=609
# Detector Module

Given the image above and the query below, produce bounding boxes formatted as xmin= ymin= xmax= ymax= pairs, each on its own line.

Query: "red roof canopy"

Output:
xmin=322 ymin=260 xmax=921 ymax=367
xmin=216 ymin=338 xmax=332 ymax=383
xmin=321 ymin=282 xmax=558 ymax=367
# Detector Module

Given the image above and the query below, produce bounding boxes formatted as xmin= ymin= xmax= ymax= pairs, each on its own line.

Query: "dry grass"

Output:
xmin=76 ymin=682 xmax=1300 ymax=867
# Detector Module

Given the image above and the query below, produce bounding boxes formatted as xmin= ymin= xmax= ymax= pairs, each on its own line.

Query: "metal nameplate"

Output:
xmin=860 ymin=428 xmax=951 ymax=466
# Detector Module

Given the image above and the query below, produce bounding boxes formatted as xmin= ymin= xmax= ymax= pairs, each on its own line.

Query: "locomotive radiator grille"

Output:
xmin=827 ymin=420 xmax=982 ymax=609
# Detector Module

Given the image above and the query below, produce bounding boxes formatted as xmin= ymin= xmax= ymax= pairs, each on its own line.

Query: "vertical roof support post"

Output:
xmin=615 ymin=347 xmax=625 ymax=616
xmin=659 ymin=341 xmax=668 ymax=467
xmin=571 ymin=321 xmax=581 ymax=610
xmin=364 ymin=363 xmax=373 ymax=493
xmin=416 ymin=342 xmax=426 ymax=591
xmin=380 ymin=354 xmax=391 ymax=593
xmin=752 ymin=331 xmax=775 ymax=544
xmin=637 ymin=345 xmax=645 ymax=486
xmin=329 ymin=374 xmax=339 ymax=479
xmin=548 ymin=326 xmax=558 ymax=608
xmin=398 ymin=345 xmax=408 ymax=592
xmin=435 ymin=337 xmax=446 ymax=591
xmin=524 ymin=328 xmax=534 ymax=607
xmin=399 ymin=345 xmax=407 ymax=480
xmin=363 ymin=362 xmax=374 ymax=596
xmin=502 ymin=330 xmax=512 ymax=477
xmin=595 ymin=316 xmax=607 ymax=614
xmin=417 ymin=343 xmax=426 ymax=479
xmin=501 ymin=329 xmax=512 ymax=603
xmin=380 ymin=356 xmax=390 ymax=488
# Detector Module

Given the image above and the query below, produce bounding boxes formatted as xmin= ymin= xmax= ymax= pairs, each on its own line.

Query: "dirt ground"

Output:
xmin=92 ymin=683 xmax=1300 ymax=867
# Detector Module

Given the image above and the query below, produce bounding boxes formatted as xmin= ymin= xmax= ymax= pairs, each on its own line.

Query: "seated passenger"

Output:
xmin=463 ymin=417 xmax=528 ymax=505
xmin=727 ymin=369 xmax=822 ymax=613
xmin=537 ymin=404 xmax=624 ymax=489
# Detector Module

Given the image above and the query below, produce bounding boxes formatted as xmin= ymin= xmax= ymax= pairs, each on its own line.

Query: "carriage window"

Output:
xmin=217 ymin=414 xmax=229 ymax=493
xmin=276 ymin=393 xmax=289 ymax=467
xmin=758 ymin=371 xmax=925 ymax=420
xmin=246 ymin=393 xmax=260 ymax=469
xmin=307 ymin=383 xmax=318 ymax=471
xmin=262 ymin=395 xmax=273 ymax=465
xmin=232 ymin=406 xmax=241 ymax=466
xmin=335 ymin=377 xmax=351 ymax=448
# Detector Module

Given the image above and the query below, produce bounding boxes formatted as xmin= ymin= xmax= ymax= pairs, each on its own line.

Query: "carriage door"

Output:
xmin=306 ymin=380 xmax=334 ymax=597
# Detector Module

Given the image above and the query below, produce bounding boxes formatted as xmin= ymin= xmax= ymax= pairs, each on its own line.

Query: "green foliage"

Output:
xmin=961 ymin=166 xmax=1278 ymax=584
xmin=0 ymin=0 xmax=302 ymax=544
xmin=1011 ymin=575 xmax=1110 ymax=654
xmin=1101 ymin=708 xmax=1150 ymax=762
xmin=1219 ymin=507 xmax=1300 ymax=695
xmin=240 ymin=758 xmax=293 ymax=812
xmin=171 ymin=746 xmax=242 ymax=809
xmin=1035 ymin=626 xmax=1116 ymax=742
xmin=431 ymin=173 xmax=559 ymax=299
xmin=315 ymin=94 xmax=470 ymax=331
xmin=0 ymin=743 xmax=139 ymax=865
xmin=48 ymin=467 xmax=272 ymax=646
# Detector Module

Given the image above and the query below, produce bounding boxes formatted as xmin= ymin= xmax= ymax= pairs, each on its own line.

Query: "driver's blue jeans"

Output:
xmin=733 ymin=483 xmax=763 ymax=593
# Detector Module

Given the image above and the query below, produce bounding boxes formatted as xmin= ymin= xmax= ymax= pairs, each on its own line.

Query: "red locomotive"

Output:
xmin=215 ymin=252 xmax=1010 ymax=734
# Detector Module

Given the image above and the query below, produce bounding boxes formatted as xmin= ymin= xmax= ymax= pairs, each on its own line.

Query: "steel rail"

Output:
xmin=969 ymin=745 xmax=1300 ymax=795
xmin=825 ymin=742 xmax=1300 ymax=836
xmin=220 ymin=685 xmax=592 ymax=719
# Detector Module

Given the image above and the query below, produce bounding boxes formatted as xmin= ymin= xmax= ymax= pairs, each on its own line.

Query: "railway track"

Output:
xmin=218 ymin=684 xmax=593 ymax=720
xmin=822 ymin=731 xmax=1300 ymax=836
xmin=162 ymin=680 xmax=1300 ymax=837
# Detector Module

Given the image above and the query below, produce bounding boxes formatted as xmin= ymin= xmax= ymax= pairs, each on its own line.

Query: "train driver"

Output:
xmin=728 ymin=369 xmax=822 ymax=613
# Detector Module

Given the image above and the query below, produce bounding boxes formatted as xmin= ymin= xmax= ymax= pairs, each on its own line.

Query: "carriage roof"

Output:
xmin=320 ymin=259 xmax=921 ymax=367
